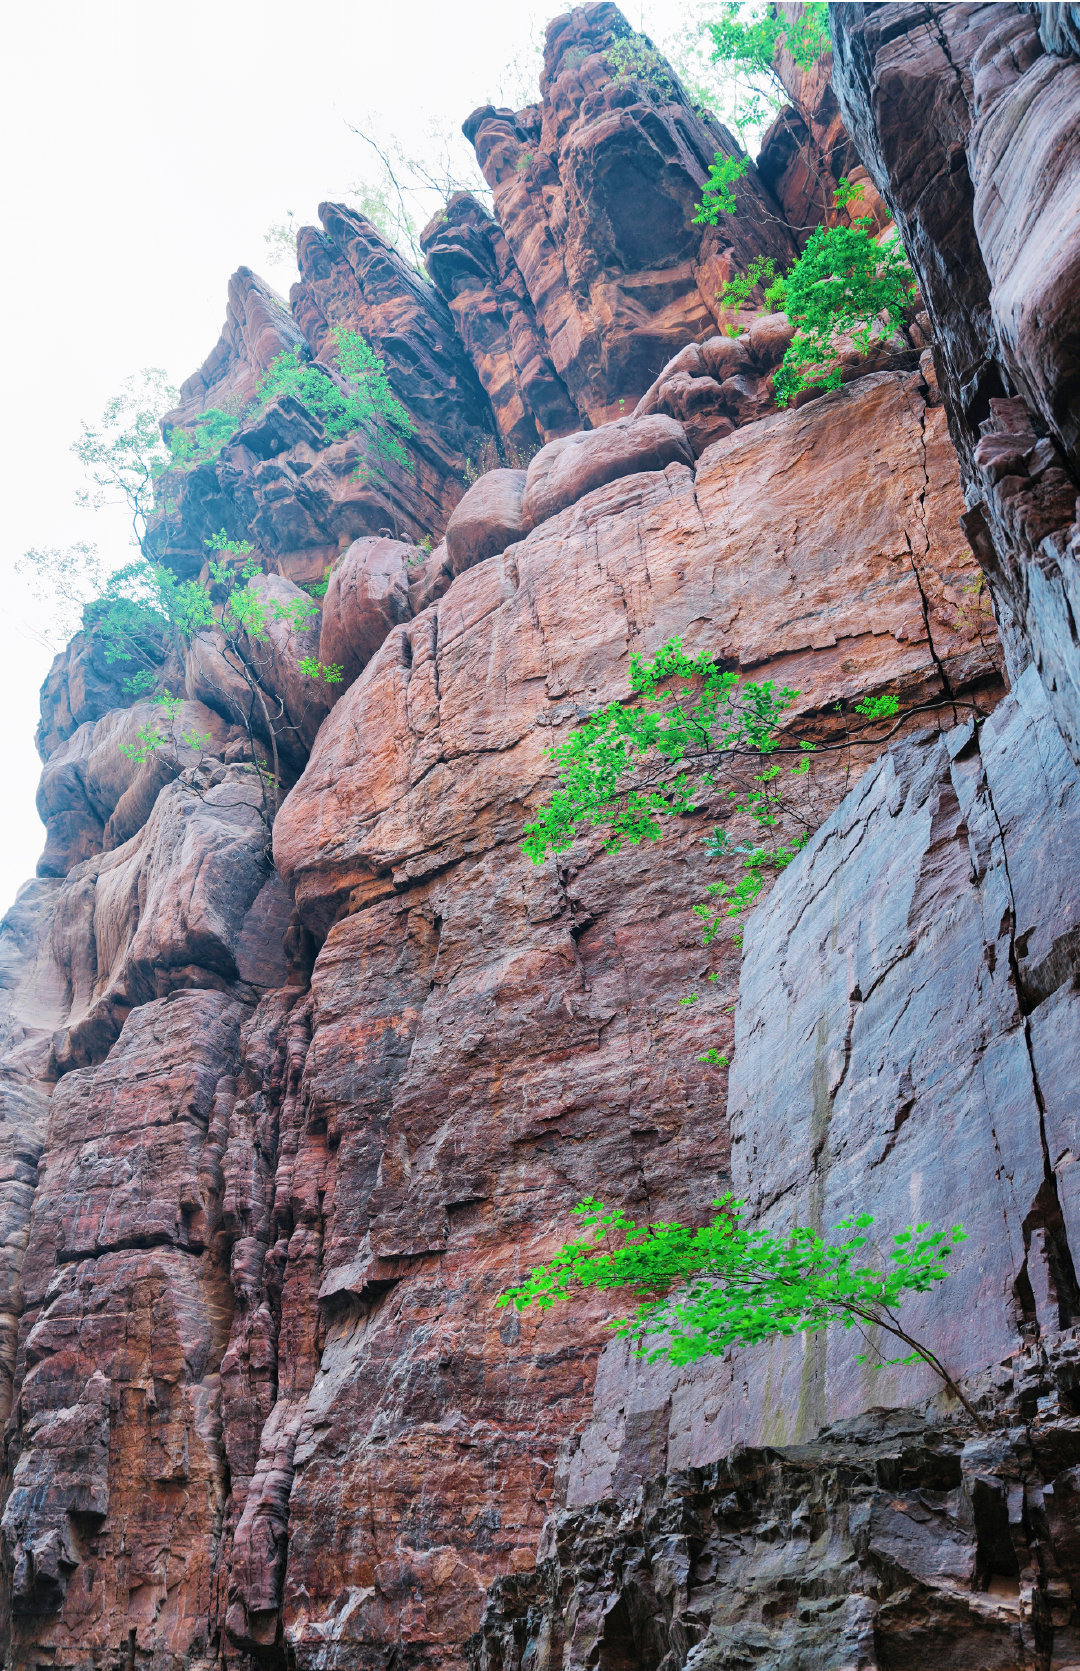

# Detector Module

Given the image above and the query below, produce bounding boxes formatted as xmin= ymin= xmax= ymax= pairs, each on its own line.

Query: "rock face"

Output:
xmin=831 ymin=2 xmax=1080 ymax=764
xmin=7 ymin=4 xmax=1080 ymax=1669
xmin=564 ymin=664 xmax=1080 ymax=1513
xmin=464 ymin=4 xmax=798 ymax=427
xmin=469 ymin=1367 xmax=1080 ymax=1671
xmin=422 ymin=193 xmax=580 ymax=451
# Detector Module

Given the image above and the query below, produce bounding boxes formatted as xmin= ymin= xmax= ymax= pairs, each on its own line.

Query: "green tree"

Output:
xmin=691 ymin=2 xmax=835 ymax=229
xmin=167 ymin=326 xmax=416 ymax=485
xmin=772 ymin=210 xmax=916 ymax=405
xmin=70 ymin=369 xmax=180 ymax=562
xmin=705 ymin=1 xmax=829 ymax=138
xmin=499 ymin=1197 xmax=985 ymax=1427
xmin=710 ymin=179 xmax=917 ymax=405
xmin=521 ymin=637 xmax=815 ymax=902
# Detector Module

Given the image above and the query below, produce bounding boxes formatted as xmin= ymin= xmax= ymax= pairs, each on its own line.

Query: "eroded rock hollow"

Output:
xmin=4 ymin=4 xmax=1080 ymax=1668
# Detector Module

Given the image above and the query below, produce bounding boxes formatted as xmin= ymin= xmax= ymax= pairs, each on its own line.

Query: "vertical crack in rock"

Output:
xmin=978 ymin=721 xmax=1080 ymax=1335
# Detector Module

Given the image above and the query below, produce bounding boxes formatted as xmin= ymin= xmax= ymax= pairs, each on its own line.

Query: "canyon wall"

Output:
xmin=2 ymin=5 xmax=1080 ymax=1670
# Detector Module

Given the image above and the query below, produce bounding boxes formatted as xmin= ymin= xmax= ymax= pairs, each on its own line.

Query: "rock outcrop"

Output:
xmin=422 ymin=193 xmax=580 ymax=452
xmin=6 ymin=4 xmax=1080 ymax=1669
xmin=464 ymin=4 xmax=798 ymax=427
xmin=470 ymin=1367 xmax=1080 ymax=1671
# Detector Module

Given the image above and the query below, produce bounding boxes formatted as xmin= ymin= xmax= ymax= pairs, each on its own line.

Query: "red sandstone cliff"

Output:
xmin=2 ymin=6 xmax=1080 ymax=1670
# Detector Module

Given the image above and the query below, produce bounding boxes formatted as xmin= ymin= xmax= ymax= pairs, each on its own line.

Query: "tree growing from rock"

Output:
xmin=23 ymin=329 xmax=408 ymax=823
xmin=500 ymin=1196 xmax=985 ymax=1427
xmin=708 ymin=178 xmax=917 ymax=403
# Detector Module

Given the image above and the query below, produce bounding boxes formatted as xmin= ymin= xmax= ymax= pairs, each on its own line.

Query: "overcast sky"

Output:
xmin=0 ymin=0 xmax=710 ymax=914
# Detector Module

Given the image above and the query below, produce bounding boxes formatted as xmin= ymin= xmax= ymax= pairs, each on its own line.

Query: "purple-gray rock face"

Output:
xmin=831 ymin=3 xmax=1080 ymax=764
xmin=564 ymin=665 xmax=1080 ymax=1508
xmin=468 ymin=1374 xmax=1080 ymax=1671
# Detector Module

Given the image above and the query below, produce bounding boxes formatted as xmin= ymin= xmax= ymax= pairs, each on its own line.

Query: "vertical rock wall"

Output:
xmin=831 ymin=2 xmax=1080 ymax=759
xmin=6 ymin=3 xmax=1080 ymax=1669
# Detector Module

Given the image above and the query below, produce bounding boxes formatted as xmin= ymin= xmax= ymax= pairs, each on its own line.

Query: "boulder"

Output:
xmin=319 ymin=536 xmax=414 ymax=691
xmin=520 ymin=415 xmax=693 ymax=530
xmin=444 ymin=469 xmax=528 ymax=574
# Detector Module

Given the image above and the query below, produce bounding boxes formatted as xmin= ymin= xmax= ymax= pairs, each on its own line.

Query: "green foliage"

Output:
xmin=718 ymin=254 xmax=783 ymax=315
xmin=693 ymin=153 xmax=750 ymax=223
xmin=706 ymin=1 xmax=830 ymax=137
xmin=854 ymin=693 xmax=900 ymax=719
xmin=118 ymin=720 xmax=166 ymax=765
xmin=713 ymin=180 xmax=915 ymax=406
xmin=298 ymin=656 xmax=344 ymax=685
xmin=205 ymin=531 xmax=256 ymax=558
xmin=694 ymin=833 xmax=807 ymax=939
xmin=521 ymin=637 xmax=800 ymax=863
xmin=499 ymin=1196 xmax=974 ymax=1410
xmin=832 ymin=174 xmax=866 ymax=212
xmin=123 ymin=668 xmax=159 ymax=698
xmin=302 ymin=576 xmax=330 ymax=598
xmin=118 ymin=693 xmax=211 ymax=766
xmin=773 ymin=216 xmax=916 ymax=406
xmin=168 ymin=329 xmax=416 ymax=481
xmin=167 ymin=403 xmax=247 ymax=470
xmin=604 ymin=32 xmax=673 ymax=97
xmin=72 ymin=370 xmax=178 ymax=522
xmin=85 ymin=560 xmax=213 ymax=670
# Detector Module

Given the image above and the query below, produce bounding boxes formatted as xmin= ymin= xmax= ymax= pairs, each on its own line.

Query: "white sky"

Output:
xmin=0 ymin=0 xmax=712 ymax=914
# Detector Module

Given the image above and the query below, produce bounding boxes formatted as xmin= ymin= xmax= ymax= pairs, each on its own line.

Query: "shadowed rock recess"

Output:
xmin=3 ymin=4 xmax=1080 ymax=1668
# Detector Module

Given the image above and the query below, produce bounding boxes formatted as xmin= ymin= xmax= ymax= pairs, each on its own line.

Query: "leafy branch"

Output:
xmin=167 ymin=326 xmax=416 ymax=482
xmin=500 ymin=1196 xmax=985 ymax=1427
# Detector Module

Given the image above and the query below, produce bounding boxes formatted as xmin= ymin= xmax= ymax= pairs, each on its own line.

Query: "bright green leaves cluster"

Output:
xmin=118 ymin=693 xmax=212 ymax=766
xmin=167 ymin=405 xmax=244 ymax=471
xmin=773 ymin=214 xmax=917 ymax=407
xmin=854 ymin=692 xmax=900 ymax=719
xmin=693 ymin=154 xmax=751 ymax=225
xmin=707 ymin=176 xmax=917 ymax=407
xmin=521 ymin=638 xmax=798 ymax=863
xmin=202 ymin=534 xmax=338 ymax=681
xmin=703 ymin=1 xmax=829 ymax=142
xmin=167 ymin=327 xmax=416 ymax=479
xmin=604 ymin=31 xmax=673 ymax=97
xmin=498 ymin=1196 xmax=967 ymax=1375
xmin=84 ymin=560 xmax=214 ymax=681
xmin=298 ymin=656 xmax=344 ymax=684
xmin=694 ymin=831 xmax=807 ymax=941
xmin=717 ymin=254 xmax=786 ymax=315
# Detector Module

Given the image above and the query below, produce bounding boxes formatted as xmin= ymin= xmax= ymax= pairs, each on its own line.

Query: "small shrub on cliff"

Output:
xmin=693 ymin=153 xmax=751 ymax=224
xmin=168 ymin=328 xmax=416 ymax=482
xmin=604 ymin=32 xmax=674 ymax=99
xmin=717 ymin=181 xmax=917 ymax=405
xmin=499 ymin=1197 xmax=985 ymax=1426
xmin=520 ymin=637 xmax=817 ymax=1052
xmin=772 ymin=215 xmax=916 ymax=405
xmin=520 ymin=637 xmax=805 ymax=861
xmin=118 ymin=692 xmax=212 ymax=766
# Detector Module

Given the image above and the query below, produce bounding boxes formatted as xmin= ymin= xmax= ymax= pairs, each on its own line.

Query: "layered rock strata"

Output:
xmin=469 ymin=1355 xmax=1080 ymax=1671
xmin=464 ymin=3 xmax=799 ymax=426
xmin=8 ymin=3 xmax=1080 ymax=1668
xmin=0 ymin=344 xmax=998 ymax=1666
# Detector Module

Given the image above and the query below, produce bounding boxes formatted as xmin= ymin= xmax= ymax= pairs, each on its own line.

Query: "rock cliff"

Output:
xmin=2 ymin=5 xmax=1080 ymax=1669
